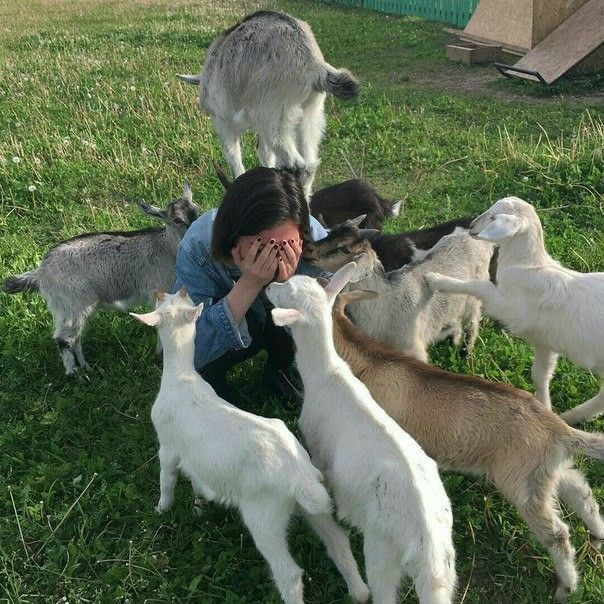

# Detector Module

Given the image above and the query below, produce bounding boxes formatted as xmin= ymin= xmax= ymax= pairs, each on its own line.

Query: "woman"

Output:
xmin=173 ymin=167 xmax=328 ymax=403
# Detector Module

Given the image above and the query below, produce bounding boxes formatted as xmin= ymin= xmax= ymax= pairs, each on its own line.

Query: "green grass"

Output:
xmin=0 ymin=0 xmax=603 ymax=602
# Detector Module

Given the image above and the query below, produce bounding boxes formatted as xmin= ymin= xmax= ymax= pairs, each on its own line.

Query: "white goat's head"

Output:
xmin=266 ymin=263 xmax=357 ymax=328
xmin=130 ymin=287 xmax=203 ymax=328
xmin=470 ymin=196 xmax=538 ymax=242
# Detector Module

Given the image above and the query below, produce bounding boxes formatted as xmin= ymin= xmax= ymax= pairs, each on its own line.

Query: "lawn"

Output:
xmin=0 ymin=0 xmax=603 ymax=602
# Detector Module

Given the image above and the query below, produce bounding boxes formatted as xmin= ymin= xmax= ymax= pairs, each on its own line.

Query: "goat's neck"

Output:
xmin=292 ymin=314 xmax=341 ymax=379
xmin=497 ymin=224 xmax=550 ymax=269
xmin=164 ymin=227 xmax=182 ymax=257
xmin=158 ymin=324 xmax=197 ymax=380
xmin=332 ymin=316 xmax=370 ymax=377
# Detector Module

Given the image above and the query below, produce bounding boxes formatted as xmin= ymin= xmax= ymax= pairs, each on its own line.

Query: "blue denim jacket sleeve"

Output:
xmin=174 ymin=237 xmax=252 ymax=371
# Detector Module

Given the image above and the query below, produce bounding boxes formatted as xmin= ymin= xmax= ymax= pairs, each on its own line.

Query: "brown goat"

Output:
xmin=331 ymin=289 xmax=604 ymax=602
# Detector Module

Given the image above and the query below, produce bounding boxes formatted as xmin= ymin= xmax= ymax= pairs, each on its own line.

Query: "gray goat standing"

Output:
xmin=2 ymin=182 xmax=199 ymax=375
xmin=178 ymin=10 xmax=358 ymax=197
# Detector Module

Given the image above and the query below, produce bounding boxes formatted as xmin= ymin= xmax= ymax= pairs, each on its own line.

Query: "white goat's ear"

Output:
xmin=325 ymin=262 xmax=357 ymax=299
xmin=390 ymin=200 xmax=402 ymax=216
xmin=271 ymin=308 xmax=303 ymax=326
xmin=182 ymin=181 xmax=193 ymax=203
xmin=130 ymin=311 xmax=160 ymax=327
xmin=185 ymin=302 xmax=203 ymax=323
xmin=477 ymin=214 xmax=521 ymax=241
xmin=348 ymin=214 xmax=366 ymax=227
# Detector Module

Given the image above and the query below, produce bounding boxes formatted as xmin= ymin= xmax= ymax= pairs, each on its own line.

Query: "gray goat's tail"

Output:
xmin=176 ymin=74 xmax=201 ymax=85
xmin=320 ymin=65 xmax=359 ymax=100
xmin=2 ymin=272 xmax=38 ymax=294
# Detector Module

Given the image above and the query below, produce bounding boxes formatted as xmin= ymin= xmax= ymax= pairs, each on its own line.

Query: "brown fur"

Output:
xmin=331 ymin=290 xmax=604 ymax=597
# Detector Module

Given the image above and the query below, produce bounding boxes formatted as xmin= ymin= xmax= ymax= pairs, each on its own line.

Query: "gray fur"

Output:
xmin=2 ymin=182 xmax=199 ymax=375
xmin=179 ymin=10 xmax=358 ymax=197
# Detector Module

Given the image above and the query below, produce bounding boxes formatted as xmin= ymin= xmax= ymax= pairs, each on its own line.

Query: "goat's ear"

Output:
xmin=476 ymin=214 xmax=520 ymax=241
xmin=348 ymin=214 xmax=366 ymax=228
xmin=390 ymin=200 xmax=402 ymax=216
xmin=325 ymin=262 xmax=357 ymax=299
xmin=182 ymin=181 xmax=193 ymax=203
xmin=130 ymin=311 xmax=161 ymax=327
xmin=339 ymin=289 xmax=379 ymax=306
xmin=185 ymin=302 xmax=204 ymax=323
xmin=271 ymin=308 xmax=303 ymax=326
xmin=213 ymin=160 xmax=232 ymax=191
xmin=138 ymin=199 xmax=166 ymax=221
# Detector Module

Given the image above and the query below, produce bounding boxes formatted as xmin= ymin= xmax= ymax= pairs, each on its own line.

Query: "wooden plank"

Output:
xmin=498 ymin=0 xmax=604 ymax=83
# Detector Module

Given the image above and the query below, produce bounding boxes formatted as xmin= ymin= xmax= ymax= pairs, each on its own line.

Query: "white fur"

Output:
xmin=131 ymin=290 xmax=369 ymax=604
xmin=425 ymin=196 xmax=604 ymax=424
xmin=344 ymin=231 xmax=493 ymax=362
xmin=266 ymin=265 xmax=457 ymax=604
xmin=178 ymin=11 xmax=357 ymax=198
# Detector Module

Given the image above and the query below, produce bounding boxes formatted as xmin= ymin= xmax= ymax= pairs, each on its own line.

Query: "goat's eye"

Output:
xmin=173 ymin=218 xmax=186 ymax=226
xmin=338 ymin=245 xmax=351 ymax=254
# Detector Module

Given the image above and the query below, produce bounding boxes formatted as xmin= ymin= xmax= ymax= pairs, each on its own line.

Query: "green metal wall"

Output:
xmin=324 ymin=0 xmax=480 ymax=28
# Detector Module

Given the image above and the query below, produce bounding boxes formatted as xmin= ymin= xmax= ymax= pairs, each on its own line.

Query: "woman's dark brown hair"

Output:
xmin=211 ymin=167 xmax=311 ymax=263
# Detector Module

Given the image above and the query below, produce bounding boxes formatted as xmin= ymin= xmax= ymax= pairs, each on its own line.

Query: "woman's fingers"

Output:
xmin=243 ymin=237 xmax=264 ymax=266
xmin=261 ymin=244 xmax=280 ymax=273
xmin=276 ymin=256 xmax=288 ymax=282
xmin=281 ymin=240 xmax=299 ymax=269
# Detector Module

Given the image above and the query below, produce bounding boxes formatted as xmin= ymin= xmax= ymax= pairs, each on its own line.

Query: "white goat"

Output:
xmin=426 ymin=196 xmax=604 ymax=425
xmin=178 ymin=10 xmax=358 ymax=197
xmin=313 ymin=230 xmax=493 ymax=362
xmin=130 ymin=289 xmax=369 ymax=604
xmin=266 ymin=264 xmax=457 ymax=604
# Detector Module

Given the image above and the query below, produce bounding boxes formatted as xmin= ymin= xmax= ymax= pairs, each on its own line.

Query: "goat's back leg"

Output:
xmin=532 ymin=346 xmax=559 ymax=409
xmin=49 ymin=304 xmax=90 ymax=375
xmin=462 ymin=300 xmax=482 ymax=357
xmin=256 ymin=133 xmax=276 ymax=168
xmin=156 ymin=446 xmax=179 ymax=513
xmin=213 ymin=116 xmax=245 ymax=177
xmin=296 ymin=92 xmax=326 ymax=197
xmin=560 ymin=385 xmax=604 ymax=425
xmin=363 ymin=531 xmax=402 ymax=604
xmin=240 ymin=498 xmax=304 ymax=604
xmin=556 ymin=464 xmax=604 ymax=542
xmin=512 ymin=490 xmax=578 ymax=601
xmin=300 ymin=509 xmax=369 ymax=602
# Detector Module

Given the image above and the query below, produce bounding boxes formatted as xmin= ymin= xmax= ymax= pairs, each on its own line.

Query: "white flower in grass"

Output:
xmin=12 ymin=156 xmax=21 ymax=163
xmin=34 ymin=157 xmax=42 ymax=165
xmin=28 ymin=184 xmax=36 ymax=192
xmin=130 ymin=85 xmax=136 ymax=91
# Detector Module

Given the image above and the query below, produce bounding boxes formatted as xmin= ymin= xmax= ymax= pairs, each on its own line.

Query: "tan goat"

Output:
xmin=331 ymin=289 xmax=604 ymax=602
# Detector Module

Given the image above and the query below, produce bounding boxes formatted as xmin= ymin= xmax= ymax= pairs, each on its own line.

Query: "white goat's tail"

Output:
xmin=294 ymin=477 xmax=332 ymax=516
xmin=177 ymin=74 xmax=201 ymax=86
xmin=318 ymin=64 xmax=359 ymax=100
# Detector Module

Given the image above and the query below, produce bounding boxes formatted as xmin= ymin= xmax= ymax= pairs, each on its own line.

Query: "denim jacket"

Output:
xmin=173 ymin=208 xmax=329 ymax=371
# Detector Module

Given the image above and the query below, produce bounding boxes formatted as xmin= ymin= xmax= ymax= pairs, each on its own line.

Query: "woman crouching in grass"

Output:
xmin=174 ymin=167 xmax=328 ymax=404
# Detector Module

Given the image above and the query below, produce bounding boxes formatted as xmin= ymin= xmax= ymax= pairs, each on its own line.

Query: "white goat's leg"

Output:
xmin=297 ymin=93 xmax=326 ymax=197
xmin=270 ymin=108 xmax=306 ymax=172
xmin=560 ymin=385 xmax=604 ymax=425
xmin=531 ymin=346 xmax=558 ymax=409
xmin=463 ymin=301 xmax=482 ymax=356
xmin=156 ymin=446 xmax=179 ymax=513
xmin=213 ymin=117 xmax=245 ymax=177
xmin=256 ymin=133 xmax=276 ymax=168
xmin=300 ymin=510 xmax=369 ymax=602
xmin=240 ymin=499 xmax=304 ymax=604
xmin=557 ymin=465 xmax=604 ymax=542
xmin=425 ymin=274 xmax=509 ymax=318
xmin=363 ymin=532 xmax=402 ymax=604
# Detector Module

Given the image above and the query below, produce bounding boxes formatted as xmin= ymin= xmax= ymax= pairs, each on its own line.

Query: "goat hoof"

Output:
xmin=589 ymin=533 xmax=604 ymax=550
xmin=350 ymin=583 xmax=370 ymax=603
xmin=155 ymin=502 xmax=170 ymax=514
xmin=554 ymin=583 xmax=571 ymax=602
xmin=192 ymin=497 xmax=203 ymax=517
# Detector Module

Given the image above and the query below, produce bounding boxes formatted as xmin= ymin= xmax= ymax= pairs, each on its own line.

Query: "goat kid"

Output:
xmin=178 ymin=11 xmax=358 ymax=197
xmin=426 ymin=196 xmax=604 ymax=425
xmin=305 ymin=214 xmax=476 ymax=271
xmin=313 ymin=231 xmax=493 ymax=362
xmin=131 ymin=289 xmax=369 ymax=604
xmin=266 ymin=265 xmax=457 ymax=604
xmin=310 ymin=179 xmax=401 ymax=229
xmin=1 ymin=182 xmax=199 ymax=375
xmin=332 ymin=288 xmax=604 ymax=602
